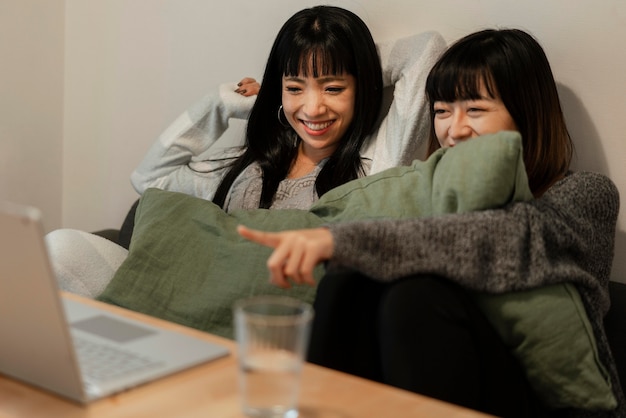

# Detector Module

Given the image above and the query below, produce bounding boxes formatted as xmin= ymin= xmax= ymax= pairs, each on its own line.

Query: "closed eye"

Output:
xmin=285 ymin=86 xmax=302 ymax=93
xmin=325 ymin=86 xmax=345 ymax=94
xmin=433 ymin=108 xmax=450 ymax=118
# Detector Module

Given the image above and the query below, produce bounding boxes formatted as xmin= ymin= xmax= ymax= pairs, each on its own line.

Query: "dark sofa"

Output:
xmin=605 ymin=281 xmax=626 ymax=387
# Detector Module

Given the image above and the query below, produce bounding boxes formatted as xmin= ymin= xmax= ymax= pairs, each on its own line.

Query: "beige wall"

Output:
xmin=5 ymin=1 xmax=626 ymax=281
xmin=0 ymin=1 xmax=64 ymax=231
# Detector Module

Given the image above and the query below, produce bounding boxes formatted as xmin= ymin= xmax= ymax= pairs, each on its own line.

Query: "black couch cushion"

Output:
xmin=605 ymin=281 xmax=626 ymax=387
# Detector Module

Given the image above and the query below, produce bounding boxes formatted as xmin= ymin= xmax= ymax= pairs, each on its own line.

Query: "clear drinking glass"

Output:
xmin=234 ymin=295 xmax=314 ymax=418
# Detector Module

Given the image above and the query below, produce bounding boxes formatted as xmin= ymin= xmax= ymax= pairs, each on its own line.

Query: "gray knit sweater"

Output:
xmin=328 ymin=171 xmax=624 ymax=418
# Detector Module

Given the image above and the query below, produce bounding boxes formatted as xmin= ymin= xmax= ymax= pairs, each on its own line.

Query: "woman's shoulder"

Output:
xmin=558 ymin=171 xmax=618 ymax=197
xmin=550 ymin=171 xmax=619 ymax=217
xmin=188 ymin=146 xmax=245 ymax=173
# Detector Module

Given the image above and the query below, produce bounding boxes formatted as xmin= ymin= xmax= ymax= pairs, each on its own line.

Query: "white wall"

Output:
xmin=5 ymin=1 xmax=626 ymax=281
xmin=0 ymin=1 xmax=64 ymax=231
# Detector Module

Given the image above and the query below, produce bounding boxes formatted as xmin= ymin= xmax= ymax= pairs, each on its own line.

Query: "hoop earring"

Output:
xmin=277 ymin=105 xmax=290 ymax=128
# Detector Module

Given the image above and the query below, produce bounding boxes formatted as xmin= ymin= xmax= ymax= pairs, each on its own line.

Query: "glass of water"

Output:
xmin=234 ymin=295 xmax=314 ymax=418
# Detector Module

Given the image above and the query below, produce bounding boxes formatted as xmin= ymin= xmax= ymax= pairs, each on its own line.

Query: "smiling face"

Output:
xmin=433 ymin=84 xmax=518 ymax=148
xmin=281 ymin=72 xmax=356 ymax=161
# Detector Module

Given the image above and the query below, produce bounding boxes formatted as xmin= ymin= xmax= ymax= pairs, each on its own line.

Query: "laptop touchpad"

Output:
xmin=71 ymin=315 xmax=156 ymax=343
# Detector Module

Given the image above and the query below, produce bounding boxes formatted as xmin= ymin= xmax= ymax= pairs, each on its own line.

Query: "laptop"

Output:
xmin=0 ymin=201 xmax=230 ymax=403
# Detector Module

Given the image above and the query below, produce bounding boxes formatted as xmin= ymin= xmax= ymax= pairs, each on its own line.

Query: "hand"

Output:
xmin=235 ymin=77 xmax=260 ymax=97
xmin=237 ymin=225 xmax=334 ymax=288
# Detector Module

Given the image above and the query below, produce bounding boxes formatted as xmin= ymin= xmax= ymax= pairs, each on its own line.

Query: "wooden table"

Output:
xmin=0 ymin=293 xmax=493 ymax=418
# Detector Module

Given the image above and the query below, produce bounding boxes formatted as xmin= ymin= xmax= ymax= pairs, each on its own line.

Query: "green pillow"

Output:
xmin=97 ymin=131 xmax=614 ymax=409
xmin=474 ymin=284 xmax=616 ymax=410
xmin=310 ymin=131 xmax=532 ymax=222
xmin=101 ymin=197 xmax=326 ymax=339
xmin=99 ymin=131 xmax=531 ymax=337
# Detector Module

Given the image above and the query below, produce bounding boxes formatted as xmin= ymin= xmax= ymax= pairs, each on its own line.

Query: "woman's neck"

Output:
xmin=287 ymin=142 xmax=333 ymax=179
xmin=287 ymin=152 xmax=320 ymax=179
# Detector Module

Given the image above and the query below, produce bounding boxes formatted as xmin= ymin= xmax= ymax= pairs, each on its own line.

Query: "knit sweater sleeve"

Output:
xmin=328 ymin=172 xmax=619 ymax=301
xmin=130 ymin=83 xmax=256 ymax=199
xmin=361 ymin=31 xmax=447 ymax=173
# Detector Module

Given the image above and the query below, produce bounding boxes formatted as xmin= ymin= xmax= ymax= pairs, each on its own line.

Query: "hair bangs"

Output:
xmin=427 ymin=40 xmax=501 ymax=104
xmin=282 ymin=43 xmax=353 ymax=78
xmin=429 ymin=67 xmax=499 ymax=104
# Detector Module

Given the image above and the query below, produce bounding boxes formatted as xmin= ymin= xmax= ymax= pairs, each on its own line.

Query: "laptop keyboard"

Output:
xmin=73 ymin=336 xmax=163 ymax=383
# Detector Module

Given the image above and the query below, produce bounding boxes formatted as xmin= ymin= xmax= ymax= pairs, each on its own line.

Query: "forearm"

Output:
xmin=329 ymin=210 xmax=577 ymax=291
xmin=131 ymin=83 xmax=255 ymax=194
xmin=364 ymin=31 xmax=446 ymax=171
xmin=377 ymin=31 xmax=446 ymax=90
xmin=328 ymin=172 xmax=618 ymax=294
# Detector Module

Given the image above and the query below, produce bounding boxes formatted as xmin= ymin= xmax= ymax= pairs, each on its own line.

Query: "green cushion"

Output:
xmin=310 ymin=131 xmax=532 ymax=222
xmin=97 ymin=130 xmax=614 ymax=409
xmin=474 ymin=284 xmax=616 ymax=410
xmin=99 ymin=131 xmax=530 ymax=336
xmin=102 ymin=197 xmax=325 ymax=339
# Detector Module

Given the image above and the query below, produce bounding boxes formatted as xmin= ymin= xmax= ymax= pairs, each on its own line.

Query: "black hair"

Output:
xmin=425 ymin=29 xmax=572 ymax=196
xmin=213 ymin=6 xmax=383 ymax=209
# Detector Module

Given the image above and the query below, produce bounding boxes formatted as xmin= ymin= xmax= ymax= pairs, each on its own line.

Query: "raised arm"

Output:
xmin=130 ymin=81 xmax=257 ymax=199
xmin=361 ymin=31 xmax=446 ymax=172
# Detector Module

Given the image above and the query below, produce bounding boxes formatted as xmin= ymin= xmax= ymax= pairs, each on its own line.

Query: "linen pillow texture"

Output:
xmin=475 ymin=283 xmax=616 ymax=410
xmin=97 ymin=131 xmax=614 ymax=409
